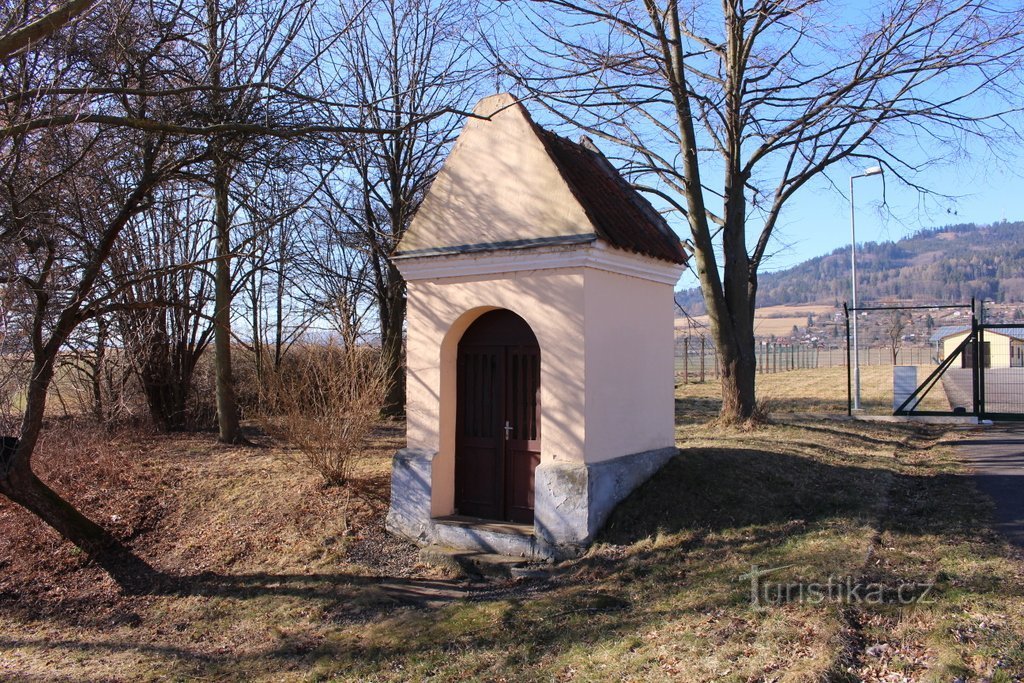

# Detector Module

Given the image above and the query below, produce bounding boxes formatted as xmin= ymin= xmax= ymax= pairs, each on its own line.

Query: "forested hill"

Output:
xmin=675 ymin=221 xmax=1024 ymax=315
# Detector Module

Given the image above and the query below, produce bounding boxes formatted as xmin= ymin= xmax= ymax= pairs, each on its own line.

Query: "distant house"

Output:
xmin=930 ymin=326 xmax=1024 ymax=368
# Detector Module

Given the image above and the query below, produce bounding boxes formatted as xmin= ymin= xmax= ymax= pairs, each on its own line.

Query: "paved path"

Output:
xmin=942 ymin=367 xmax=1024 ymax=414
xmin=958 ymin=425 xmax=1024 ymax=548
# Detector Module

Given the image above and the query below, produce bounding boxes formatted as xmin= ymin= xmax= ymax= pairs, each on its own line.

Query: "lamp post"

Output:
xmin=849 ymin=165 xmax=883 ymax=411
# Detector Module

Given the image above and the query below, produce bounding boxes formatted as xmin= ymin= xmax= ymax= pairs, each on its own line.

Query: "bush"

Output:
xmin=258 ymin=342 xmax=386 ymax=485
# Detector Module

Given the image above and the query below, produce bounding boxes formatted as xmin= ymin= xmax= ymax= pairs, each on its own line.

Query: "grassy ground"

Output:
xmin=1 ymin=372 xmax=1022 ymax=681
xmin=677 ymin=365 xmax=950 ymax=419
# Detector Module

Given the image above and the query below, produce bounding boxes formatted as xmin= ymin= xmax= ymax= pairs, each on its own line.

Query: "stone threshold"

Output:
xmin=433 ymin=515 xmax=535 ymax=538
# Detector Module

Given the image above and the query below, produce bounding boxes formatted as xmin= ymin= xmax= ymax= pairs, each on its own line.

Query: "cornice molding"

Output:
xmin=395 ymin=241 xmax=684 ymax=286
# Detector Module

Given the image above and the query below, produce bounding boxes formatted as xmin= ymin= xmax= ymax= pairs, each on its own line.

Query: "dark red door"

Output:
xmin=455 ymin=311 xmax=541 ymax=523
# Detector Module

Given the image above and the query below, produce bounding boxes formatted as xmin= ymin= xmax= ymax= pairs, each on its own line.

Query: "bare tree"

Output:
xmin=497 ymin=0 xmax=1024 ymax=420
xmin=0 ymin=128 xmax=189 ymax=587
xmin=326 ymin=0 xmax=484 ymax=415
xmin=887 ymin=309 xmax=911 ymax=365
xmin=0 ymin=0 xmax=482 ymax=588
xmin=109 ymin=185 xmax=218 ymax=430
xmin=235 ymin=158 xmax=322 ymax=388
xmin=0 ymin=0 xmax=100 ymax=59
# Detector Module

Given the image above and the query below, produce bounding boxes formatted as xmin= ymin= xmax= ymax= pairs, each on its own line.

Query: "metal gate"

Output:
xmin=892 ymin=305 xmax=1024 ymax=421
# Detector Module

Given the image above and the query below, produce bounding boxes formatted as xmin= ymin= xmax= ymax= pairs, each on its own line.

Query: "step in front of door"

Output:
xmin=419 ymin=544 xmax=550 ymax=580
xmin=431 ymin=515 xmax=546 ymax=559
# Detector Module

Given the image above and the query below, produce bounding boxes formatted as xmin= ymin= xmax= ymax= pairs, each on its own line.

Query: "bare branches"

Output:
xmin=502 ymin=0 xmax=1024 ymax=419
xmin=0 ymin=0 xmax=100 ymax=59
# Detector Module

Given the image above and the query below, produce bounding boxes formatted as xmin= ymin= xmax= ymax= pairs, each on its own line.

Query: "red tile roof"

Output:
xmin=534 ymin=127 xmax=689 ymax=265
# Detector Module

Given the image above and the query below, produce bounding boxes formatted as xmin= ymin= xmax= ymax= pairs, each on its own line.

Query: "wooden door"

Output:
xmin=963 ymin=341 xmax=992 ymax=369
xmin=504 ymin=345 xmax=541 ymax=523
xmin=455 ymin=311 xmax=541 ymax=523
xmin=454 ymin=345 xmax=504 ymax=519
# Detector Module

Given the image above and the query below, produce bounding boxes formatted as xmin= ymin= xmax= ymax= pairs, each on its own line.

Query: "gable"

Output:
xmin=397 ymin=93 xmax=688 ymax=265
xmin=397 ymin=94 xmax=598 ymax=257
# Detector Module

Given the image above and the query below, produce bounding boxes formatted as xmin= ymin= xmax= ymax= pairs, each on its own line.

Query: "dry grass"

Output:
xmin=677 ymin=365 xmax=950 ymax=424
xmin=0 ymin=369 xmax=1021 ymax=682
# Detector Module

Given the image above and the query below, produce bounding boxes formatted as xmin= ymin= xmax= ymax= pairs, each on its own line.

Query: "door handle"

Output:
xmin=504 ymin=421 xmax=513 ymax=440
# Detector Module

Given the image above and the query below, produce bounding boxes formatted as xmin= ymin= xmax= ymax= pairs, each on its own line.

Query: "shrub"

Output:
xmin=258 ymin=342 xmax=386 ymax=485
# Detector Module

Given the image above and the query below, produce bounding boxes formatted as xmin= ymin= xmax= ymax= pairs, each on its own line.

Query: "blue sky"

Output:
xmin=713 ymin=151 xmax=1024 ymax=289
xmin=489 ymin=1 xmax=1024 ymax=293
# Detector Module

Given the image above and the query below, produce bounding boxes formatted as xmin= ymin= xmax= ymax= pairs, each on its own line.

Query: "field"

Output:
xmin=0 ymin=369 xmax=1022 ymax=681
xmin=677 ymin=303 xmax=838 ymax=339
xmin=677 ymin=365 xmax=951 ymax=418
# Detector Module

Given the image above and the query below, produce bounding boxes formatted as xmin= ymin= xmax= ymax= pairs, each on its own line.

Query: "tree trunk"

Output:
xmin=0 ymin=439 xmax=158 ymax=592
xmin=380 ymin=261 xmax=406 ymax=417
xmin=91 ymin=318 xmax=107 ymax=422
xmin=718 ymin=340 xmax=757 ymax=420
xmin=206 ymin=0 xmax=241 ymax=444
xmin=212 ymin=156 xmax=242 ymax=443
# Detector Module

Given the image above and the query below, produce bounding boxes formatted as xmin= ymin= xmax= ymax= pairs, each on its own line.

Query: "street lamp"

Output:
xmin=850 ymin=165 xmax=883 ymax=411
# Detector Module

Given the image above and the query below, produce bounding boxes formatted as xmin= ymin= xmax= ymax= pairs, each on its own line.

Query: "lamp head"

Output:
xmin=864 ymin=166 xmax=883 ymax=176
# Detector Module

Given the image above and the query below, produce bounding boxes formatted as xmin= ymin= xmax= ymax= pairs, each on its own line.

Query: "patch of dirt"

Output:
xmin=0 ymin=418 xmax=434 ymax=626
xmin=0 ymin=420 xmax=168 ymax=624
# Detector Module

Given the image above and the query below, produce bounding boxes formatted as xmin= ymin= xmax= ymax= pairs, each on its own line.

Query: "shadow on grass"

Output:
xmin=601 ymin=447 xmax=997 ymax=547
xmin=3 ymin=419 xmax=1020 ymax=679
xmin=602 ymin=446 xmax=888 ymax=544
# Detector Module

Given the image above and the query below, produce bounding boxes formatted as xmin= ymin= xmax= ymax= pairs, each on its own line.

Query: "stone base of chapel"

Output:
xmin=385 ymin=446 xmax=678 ymax=560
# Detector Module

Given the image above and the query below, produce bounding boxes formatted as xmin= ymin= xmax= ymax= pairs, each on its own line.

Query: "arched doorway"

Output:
xmin=455 ymin=309 xmax=541 ymax=524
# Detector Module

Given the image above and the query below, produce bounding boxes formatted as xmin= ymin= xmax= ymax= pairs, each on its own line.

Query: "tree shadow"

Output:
xmin=601 ymin=447 xmax=892 ymax=544
xmin=3 ymin=428 xmax=1021 ymax=679
xmin=601 ymin=426 xmax=1009 ymax=549
xmin=347 ymin=471 xmax=391 ymax=506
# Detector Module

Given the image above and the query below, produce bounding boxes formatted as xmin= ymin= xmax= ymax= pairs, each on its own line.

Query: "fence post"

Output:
xmin=844 ymin=303 xmax=852 ymax=416
xmin=700 ymin=336 xmax=706 ymax=383
xmin=683 ymin=337 xmax=689 ymax=384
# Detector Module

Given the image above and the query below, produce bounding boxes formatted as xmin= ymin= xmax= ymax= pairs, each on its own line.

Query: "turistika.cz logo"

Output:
xmin=740 ymin=565 xmax=936 ymax=606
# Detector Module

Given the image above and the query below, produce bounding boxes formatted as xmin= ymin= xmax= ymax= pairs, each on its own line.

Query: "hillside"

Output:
xmin=676 ymin=221 xmax=1024 ymax=315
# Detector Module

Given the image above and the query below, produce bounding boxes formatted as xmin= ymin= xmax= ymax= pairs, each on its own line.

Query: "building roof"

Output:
xmin=395 ymin=93 xmax=689 ymax=266
xmin=930 ymin=325 xmax=1024 ymax=342
xmin=533 ymin=129 xmax=689 ymax=265
xmin=930 ymin=325 xmax=969 ymax=342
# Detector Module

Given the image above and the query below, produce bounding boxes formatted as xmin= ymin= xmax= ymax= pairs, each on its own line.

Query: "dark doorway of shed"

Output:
xmin=455 ymin=309 xmax=540 ymax=524
xmin=962 ymin=341 xmax=992 ymax=369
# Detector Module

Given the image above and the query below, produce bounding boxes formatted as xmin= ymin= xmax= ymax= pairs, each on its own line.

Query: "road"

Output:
xmin=958 ymin=425 xmax=1024 ymax=548
xmin=941 ymin=367 xmax=1024 ymax=414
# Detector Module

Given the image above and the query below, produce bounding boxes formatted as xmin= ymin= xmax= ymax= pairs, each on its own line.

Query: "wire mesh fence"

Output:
xmin=674 ymin=335 xmax=937 ymax=384
xmin=675 ymin=302 xmax=1024 ymax=420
